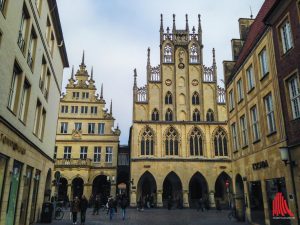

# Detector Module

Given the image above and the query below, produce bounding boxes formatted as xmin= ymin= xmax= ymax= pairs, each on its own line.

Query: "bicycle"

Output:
xmin=54 ymin=207 xmax=64 ymax=220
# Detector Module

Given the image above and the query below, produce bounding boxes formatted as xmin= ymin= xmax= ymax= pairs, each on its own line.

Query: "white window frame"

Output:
xmin=229 ymin=90 xmax=235 ymax=111
xmin=259 ymin=48 xmax=269 ymax=77
xmin=264 ymin=94 xmax=276 ymax=133
xmin=237 ymin=79 xmax=244 ymax=102
xmin=91 ymin=106 xmax=97 ymax=114
xmin=240 ymin=115 xmax=248 ymax=147
xmin=251 ymin=106 xmax=260 ymax=141
xmin=63 ymin=146 xmax=71 ymax=159
xmin=74 ymin=122 xmax=82 ymax=131
xmin=94 ymin=147 xmax=101 ymax=162
xmin=246 ymin=65 xmax=255 ymax=91
xmin=288 ymin=75 xmax=300 ymax=119
xmin=98 ymin=123 xmax=105 ymax=135
xmin=231 ymin=123 xmax=238 ymax=151
xmin=19 ymin=80 xmax=30 ymax=122
xmin=88 ymin=123 xmax=95 ymax=134
xmin=60 ymin=122 xmax=68 ymax=134
xmin=280 ymin=19 xmax=293 ymax=54
xmin=105 ymin=147 xmax=113 ymax=163
xmin=80 ymin=146 xmax=88 ymax=160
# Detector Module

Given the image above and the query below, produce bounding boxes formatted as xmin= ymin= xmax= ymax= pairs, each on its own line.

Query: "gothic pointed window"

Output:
xmin=165 ymin=127 xmax=179 ymax=155
xmin=152 ymin=108 xmax=159 ymax=121
xmin=165 ymin=91 xmax=172 ymax=104
xmin=165 ymin=108 xmax=173 ymax=121
xmin=214 ymin=128 xmax=228 ymax=157
xmin=206 ymin=109 xmax=214 ymax=122
xmin=189 ymin=128 xmax=203 ymax=156
xmin=190 ymin=44 xmax=199 ymax=63
xmin=164 ymin=44 xmax=172 ymax=63
xmin=140 ymin=127 xmax=154 ymax=155
xmin=192 ymin=92 xmax=200 ymax=105
xmin=192 ymin=109 xmax=200 ymax=122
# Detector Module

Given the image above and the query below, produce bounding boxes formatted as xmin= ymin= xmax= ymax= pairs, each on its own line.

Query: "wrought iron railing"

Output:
xmin=54 ymin=158 xmax=92 ymax=167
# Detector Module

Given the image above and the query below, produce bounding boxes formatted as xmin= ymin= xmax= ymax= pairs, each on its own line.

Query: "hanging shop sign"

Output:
xmin=252 ymin=160 xmax=268 ymax=170
xmin=0 ymin=132 xmax=26 ymax=154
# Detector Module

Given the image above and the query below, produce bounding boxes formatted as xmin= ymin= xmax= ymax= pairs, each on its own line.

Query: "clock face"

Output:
xmin=192 ymin=79 xmax=199 ymax=86
xmin=165 ymin=79 xmax=172 ymax=86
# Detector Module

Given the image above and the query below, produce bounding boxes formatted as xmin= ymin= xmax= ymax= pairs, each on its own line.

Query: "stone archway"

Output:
xmin=72 ymin=177 xmax=84 ymax=199
xmin=235 ymin=174 xmax=245 ymax=221
xmin=137 ymin=171 xmax=157 ymax=206
xmin=189 ymin=172 xmax=208 ymax=208
xmin=58 ymin=177 xmax=68 ymax=201
xmin=214 ymin=171 xmax=232 ymax=209
xmin=92 ymin=175 xmax=111 ymax=205
xmin=162 ymin=172 xmax=183 ymax=208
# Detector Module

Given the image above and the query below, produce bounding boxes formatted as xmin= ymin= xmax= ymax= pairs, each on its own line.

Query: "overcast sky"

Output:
xmin=57 ymin=0 xmax=264 ymax=144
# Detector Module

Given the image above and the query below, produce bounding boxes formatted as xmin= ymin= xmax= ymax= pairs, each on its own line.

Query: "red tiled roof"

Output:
xmin=231 ymin=0 xmax=277 ymax=76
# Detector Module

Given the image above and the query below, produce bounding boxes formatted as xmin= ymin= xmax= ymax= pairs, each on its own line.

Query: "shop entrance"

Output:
xmin=58 ymin=177 xmax=68 ymax=202
xmin=235 ymin=174 xmax=245 ymax=221
xmin=137 ymin=171 xmax=157 ymax=205
xmin=189 ymin=172 xmax=208 ymax=208
xmin=162 ymin=172 xmax=183 ymax=208
xmin=72 ymin=177 xmax=84 ymax=199
xmin=92 ymin=175 xmax=111 ymax=205
xmin=249 ymin=181 xmax=265 ymax=225
xmin=19 ymin=166 xmax=33 ymax=225
xmin=215 ymin=172 xmax=232 ymax=209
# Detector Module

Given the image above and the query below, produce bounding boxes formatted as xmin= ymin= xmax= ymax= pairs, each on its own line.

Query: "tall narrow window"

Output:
xmin=251 ymin=106 xmax=260 ymax=141
xmin=192 ymin=92 xmax=200 ymax=105
xmin=45 ymin=17 xmax=51 ymax=43
xmin=49 ymin=32 xmax=55 ymax=56
xmin=63 ymin=146 xmax=71 ymax=159
xmin=165 ymin=108 xmax=173 ymax=121
xmin=61 ymin=105 xmax=68 ymax=113
xmin=94 ymin=147 xmax=101 ymax=162
xmin=190 ymin=44 xmax=199 ymax=63
xmin=151 ymin=108 xmax=159 ymax=121
xmin=280 ymin=19 xmax=293 ymax=54
xmin=140 ymin=127 xmax=154 ymax=155
xmin=8 ymin=63 xmax=22 ymax=113
xmin=288 ymin=76 xmax=300 ymax=119
xmin=39 ymin=57 xmax=46 ymax=91
xmin=88 ymin=123 xmax=95 ymax=134
xmin=165 ymin=127 xmax=179 ymax=156
xmin=73 ymin=92 xmax=79 ymax=99
xmin=206 ymin=109 xmax=214 ymax=122
xmin=240 ymin=115 xmax=248 ymax=147
xmin=229 ymin=90 xmax=235 ymax=111
xmin=264 ymin=94 xmax=276 ymax=133
xmin=98 ymin=123 xmax=105 ymax=135
xmin=18 ymin=7 xmax=30 ymax=52
xmin=38 ymin=109 xmax=46 ymax=140
xmin=91 ymin=106 xmax=97 ymax=114
xmin=246 ymin=65 xmax=255 ymax=91
xmin=192 ymin=109 xmax=200 ymax=122
xmin=27 ymin=29 xmax=37 ymax=69
xmin=189 ymin=128 xmax=203 ymax=156
xmin=237 ymin=79 xmax=244 ymax=102
xmin=71 ymin=106 xmax=78 ymax=114
xmin=165 ymin=91 xmax=172 ymax=104
xmin=259 ymin=48 xmax=269 ymax=77
xmin=214 ymin=128 xmax=228 ymax=156
xmin=80 ymin=147 xmax=88 ymax=160
xmin=54 ymin=146 xmax=57 ymax=159
xmin=33 ymin=100 xmax=42 ymax=135
xmin=164 ymin=44 xmax=172 ymax=63
xmin=81 ymin=106 xmax=88 ymax=114
xmin=231 ymin=123 xmax=238 ymax=151
xmin=19 ymin=80 xmax=30 ymax=123
xmin=105 ymin=147 xmax=113 ymax=163
xmin=60 ymin=122 xmax=68 ymax=134
xmin=74 ymin=122 xmax=82 ymax=131
xmin=44 ymin=70 xmax=50 ymax=100
xmin=0 ymin=0 xmax=7 ymax=14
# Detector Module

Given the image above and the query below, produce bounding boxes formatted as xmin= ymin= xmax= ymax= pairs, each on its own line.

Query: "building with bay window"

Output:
xmin=0 ymin=0 xmax=68 ymax=224
xmin=130 ymin=14 xmax=230 ymax=208
xmin=53 ymin=54 xmax=120 ymax=203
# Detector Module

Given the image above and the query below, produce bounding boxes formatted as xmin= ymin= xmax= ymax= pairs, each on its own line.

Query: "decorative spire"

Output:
xmin=147 ymin=48 xmax=151 ymax=80
xmin=212 ymin=48 xmax=216 ymax=66
xmin=198 ymin=14 xmax=202 ymax=45
xmin=90 ymin=66 xmax=94 ymax=80
xmin=160 ymin=14 xmax=164 ymax=32
xmin=71 ymin=65 xmax=74 ymax=79
xmin=133 ymin=68 xmax=137 ymax=88
xmin=81 ymin=50 xmax=85 ymax=66
xmin=100 ymin=83 xmax=103 ymax=99
xmin=212 ymin=48 xmax=217 ymax=81
xmin=147 ymin=47 xmax=150 ymax=66
xmin=192 ymin=26 xmax=195 ymax=34
xmin=110 ymin=99 xmax=112 ymax=115
xmin=185 ymin=14 xmax=189 ymax=31
xmin=172 ymin=14 xmax=176 ymax=32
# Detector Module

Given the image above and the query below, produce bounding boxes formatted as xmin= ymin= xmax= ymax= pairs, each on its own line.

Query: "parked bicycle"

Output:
xmin=54 ymin=207 xmax=64 ymax=220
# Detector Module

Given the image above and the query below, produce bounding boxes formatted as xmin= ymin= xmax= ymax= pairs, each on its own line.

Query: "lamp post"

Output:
xmin=279 ymin=147 xmax=299 ymax=224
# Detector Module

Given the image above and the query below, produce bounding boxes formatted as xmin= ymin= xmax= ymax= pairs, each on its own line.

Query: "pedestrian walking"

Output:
xmin=80 ymin=195 xmax=88 ymax=225
xmin=120 ymin=195 xmax=128 ymax=220
xmin=198 ymin=198 xmax=204 ymax=212
xmin=71 ymin=196 xmax=80 ymax=225
xmin=92 ymin=195 xmax=100 ymax=215
xmin=216 ymin=199 xmax=222 ymax=212
xmin=167 ymin=195 xmax=172 ymax=210
xmin=108 ymin=196 xmax=115 ymax=220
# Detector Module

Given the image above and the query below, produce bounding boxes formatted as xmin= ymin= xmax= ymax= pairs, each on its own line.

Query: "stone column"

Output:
xmin=156 ymin=190 xmax=163 ymax=208
xmin=67 ymin=184 xmax=72 ymax=200
xmin=110 ymin=183 xmax=116 ymax=197
xmin=183 ymin=190 xmax=189 ymax=208
xmin=83 ymin=184 xmax=91 ymax=198
xmin=261 ymin=181 xmax=270 ymax=225
xmin=209 ymin=191 xmax=216 ymax=208
xmin=130 ymin=191 xmax=137 ymax=207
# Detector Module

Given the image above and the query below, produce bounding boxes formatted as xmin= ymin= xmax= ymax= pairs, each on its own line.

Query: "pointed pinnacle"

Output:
xmin=81 ymin=50 xmax=85 ymax=65
xmin=110 ymin=99 xmax=113 ymax=115
xmin=147 ymin=47 xmax=150 ymax=65
xmin=160 ymin=14 xmax=164 ymax=31
xmin=172 ymin=14 xmax=176 ymax=31
xmin=185 ymin=14 xmax=189 ymax=31
xmin=91 ymin=66 xmax=94 ymax=80
xmin=71 ymin=65 xmax=74 ymax=79
xmin=100 ymin=83 xmax=103 ymax=99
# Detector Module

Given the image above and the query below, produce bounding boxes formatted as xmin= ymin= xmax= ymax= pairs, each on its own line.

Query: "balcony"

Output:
xmin=54 ymin=158 xmax=92 ymax=168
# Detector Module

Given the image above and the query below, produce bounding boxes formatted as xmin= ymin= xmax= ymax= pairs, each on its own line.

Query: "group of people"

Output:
xmin=70 ymin=193 xmax=128 ymax=224
xmin=137 ymin=194 xmax=155 ymax=211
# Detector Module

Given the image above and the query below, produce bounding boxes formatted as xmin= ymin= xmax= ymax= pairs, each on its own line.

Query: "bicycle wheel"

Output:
xmin=55 ymin=208 xmax=64 ymax=220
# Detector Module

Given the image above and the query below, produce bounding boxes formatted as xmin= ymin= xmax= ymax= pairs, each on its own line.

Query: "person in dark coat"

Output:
xmin=108 ymin=197 xmax=114 ymax=220
xmin=71 ymin=196 xmax=80 ymax=225
xmin=167 ymin=195 xmax=172 ymax=210
xmin=120 ymin=195 xmax=128 ymax=220
xmin=92 ymin=195 xmax=100 ymax=215
xmin=216 ymin=199 xmax=222 ymax=212
xmin=197 ymin=198 xmax=204 ymax=212
xmin=80 ymin=195 xmax=88 ymax=225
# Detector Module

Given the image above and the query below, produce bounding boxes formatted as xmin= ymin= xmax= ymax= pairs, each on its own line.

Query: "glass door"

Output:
xmin=19 ymin=166 xmax=33 ymax=225
xmin=29 ymin=170 xmax=40 ymax=224
xmin=6 ymin=160 xmax=23 ymax=225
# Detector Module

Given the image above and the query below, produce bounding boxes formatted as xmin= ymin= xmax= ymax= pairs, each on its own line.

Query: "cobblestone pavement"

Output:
xmin=36 ymin=208 xmax=248 ymax=225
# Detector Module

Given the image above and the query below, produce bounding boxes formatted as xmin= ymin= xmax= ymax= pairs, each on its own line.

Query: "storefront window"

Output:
xmin=29 ymin=170 xmax=40 ymax=224
xmin=6 ymin=160 xmax=23 ymax=225
xmin=19 ymin=166 xmax=33 ymax=225
xmin=248 ymin=181 xmax=265 ymax=225
xmin=0 ymin=154 xmax=8 ymax=212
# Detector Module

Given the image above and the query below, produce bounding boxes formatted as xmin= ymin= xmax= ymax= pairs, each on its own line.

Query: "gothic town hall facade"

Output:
xmin=130 ymin=14 xmax=231 ymax=208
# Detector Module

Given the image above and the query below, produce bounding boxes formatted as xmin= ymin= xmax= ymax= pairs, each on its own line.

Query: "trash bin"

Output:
xmin=41 ymin=202 xmax=53 ymax=223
